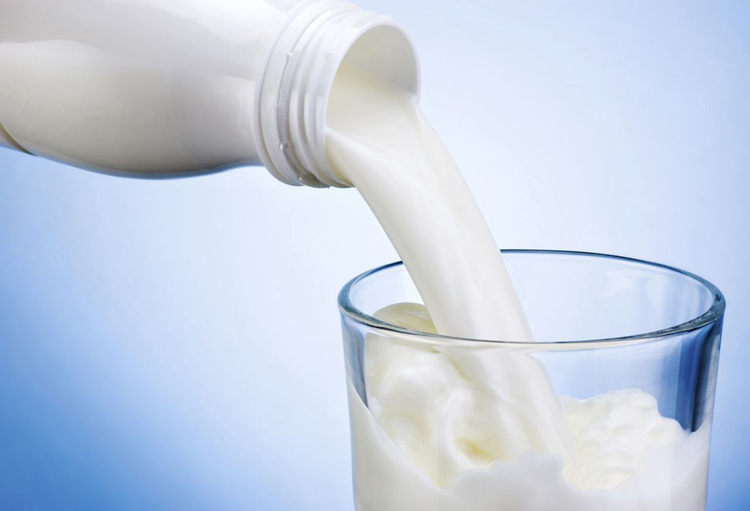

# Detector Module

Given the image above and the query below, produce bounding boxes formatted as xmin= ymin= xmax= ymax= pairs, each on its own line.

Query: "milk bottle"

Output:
xmin=0 ymin=0 xmax=417 ymax=185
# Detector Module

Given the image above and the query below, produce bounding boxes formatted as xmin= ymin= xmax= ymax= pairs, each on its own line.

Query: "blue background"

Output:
xmin=0 ymin=1 xmax=748 ymax=509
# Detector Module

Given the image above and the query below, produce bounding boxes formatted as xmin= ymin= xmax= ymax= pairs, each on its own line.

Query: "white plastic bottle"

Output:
xmin=0 ymin=0 xmax=418 ymax=187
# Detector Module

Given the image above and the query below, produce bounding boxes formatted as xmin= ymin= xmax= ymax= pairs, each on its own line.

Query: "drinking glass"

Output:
xmin=339 ymin=250 xmax=725 ymax=511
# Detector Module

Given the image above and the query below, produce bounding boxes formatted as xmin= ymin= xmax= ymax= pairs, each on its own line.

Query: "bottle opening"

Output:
xmin=255 ymin=1 xmax=419 ymax=188
xmin=333 ymin=24 xmax=420 ymax=101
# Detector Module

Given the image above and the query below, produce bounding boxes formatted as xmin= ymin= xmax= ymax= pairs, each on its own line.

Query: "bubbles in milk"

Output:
xmin=325 ymin=65 xmax=710 ymax=509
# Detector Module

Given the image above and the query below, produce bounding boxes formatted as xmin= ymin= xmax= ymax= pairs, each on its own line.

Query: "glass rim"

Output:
xmin=338 ymin=249 xmax=726 ymax=347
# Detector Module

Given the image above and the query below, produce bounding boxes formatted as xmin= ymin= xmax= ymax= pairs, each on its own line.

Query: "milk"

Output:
xmin=327 ymin=69 xmax=532 ymax=342
xmin=346 ymin=304 xmax=710 ymax=511
xmin=326 ymin=61 xmax=709 ymax=509
xmin=327 ymin=62 xmax=573 ymax=470
xmin=349 ymin=381 xmax=710 ymax=511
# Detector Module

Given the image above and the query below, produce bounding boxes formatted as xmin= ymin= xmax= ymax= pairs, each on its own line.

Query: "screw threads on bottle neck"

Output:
xmin=255 ymin=0 xmax=418 ymax=188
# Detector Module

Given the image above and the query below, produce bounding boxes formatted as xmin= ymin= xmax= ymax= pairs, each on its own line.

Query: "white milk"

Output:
xmin=328 ymin=69 xmax=532 ymax=343
xmin=347 ymin=304 xmax=710 ymax=511
xmin=326 ymin=67 xmax=709 ymax=509
xmin=349 ymin=381 xmax=710 ymax=511
xmin=328 ymin=65 xmax=572 ymax=469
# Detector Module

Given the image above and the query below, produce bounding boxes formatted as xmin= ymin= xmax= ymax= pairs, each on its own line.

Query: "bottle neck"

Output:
xmin=255 ymin=0 xmax=419 ymax=188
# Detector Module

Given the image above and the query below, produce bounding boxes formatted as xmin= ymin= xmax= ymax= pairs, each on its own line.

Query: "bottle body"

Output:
xmin=0 ymin=0 xmax=300 ymax=177
xmin=0 ymin=0 xmax=419 ymax=186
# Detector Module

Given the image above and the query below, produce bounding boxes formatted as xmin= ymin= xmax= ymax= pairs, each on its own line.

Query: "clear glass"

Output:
xmin=339 ymin=250 xmax=725 ymax=511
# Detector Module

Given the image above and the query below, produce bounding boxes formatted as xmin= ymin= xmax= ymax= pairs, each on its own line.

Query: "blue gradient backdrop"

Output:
xmin=0 ymin=1 xmax=747 ymax=509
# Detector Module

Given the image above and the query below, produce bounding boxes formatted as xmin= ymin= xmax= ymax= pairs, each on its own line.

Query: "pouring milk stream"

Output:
xmin=0 ymin=1 xmax=710 ymax=509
